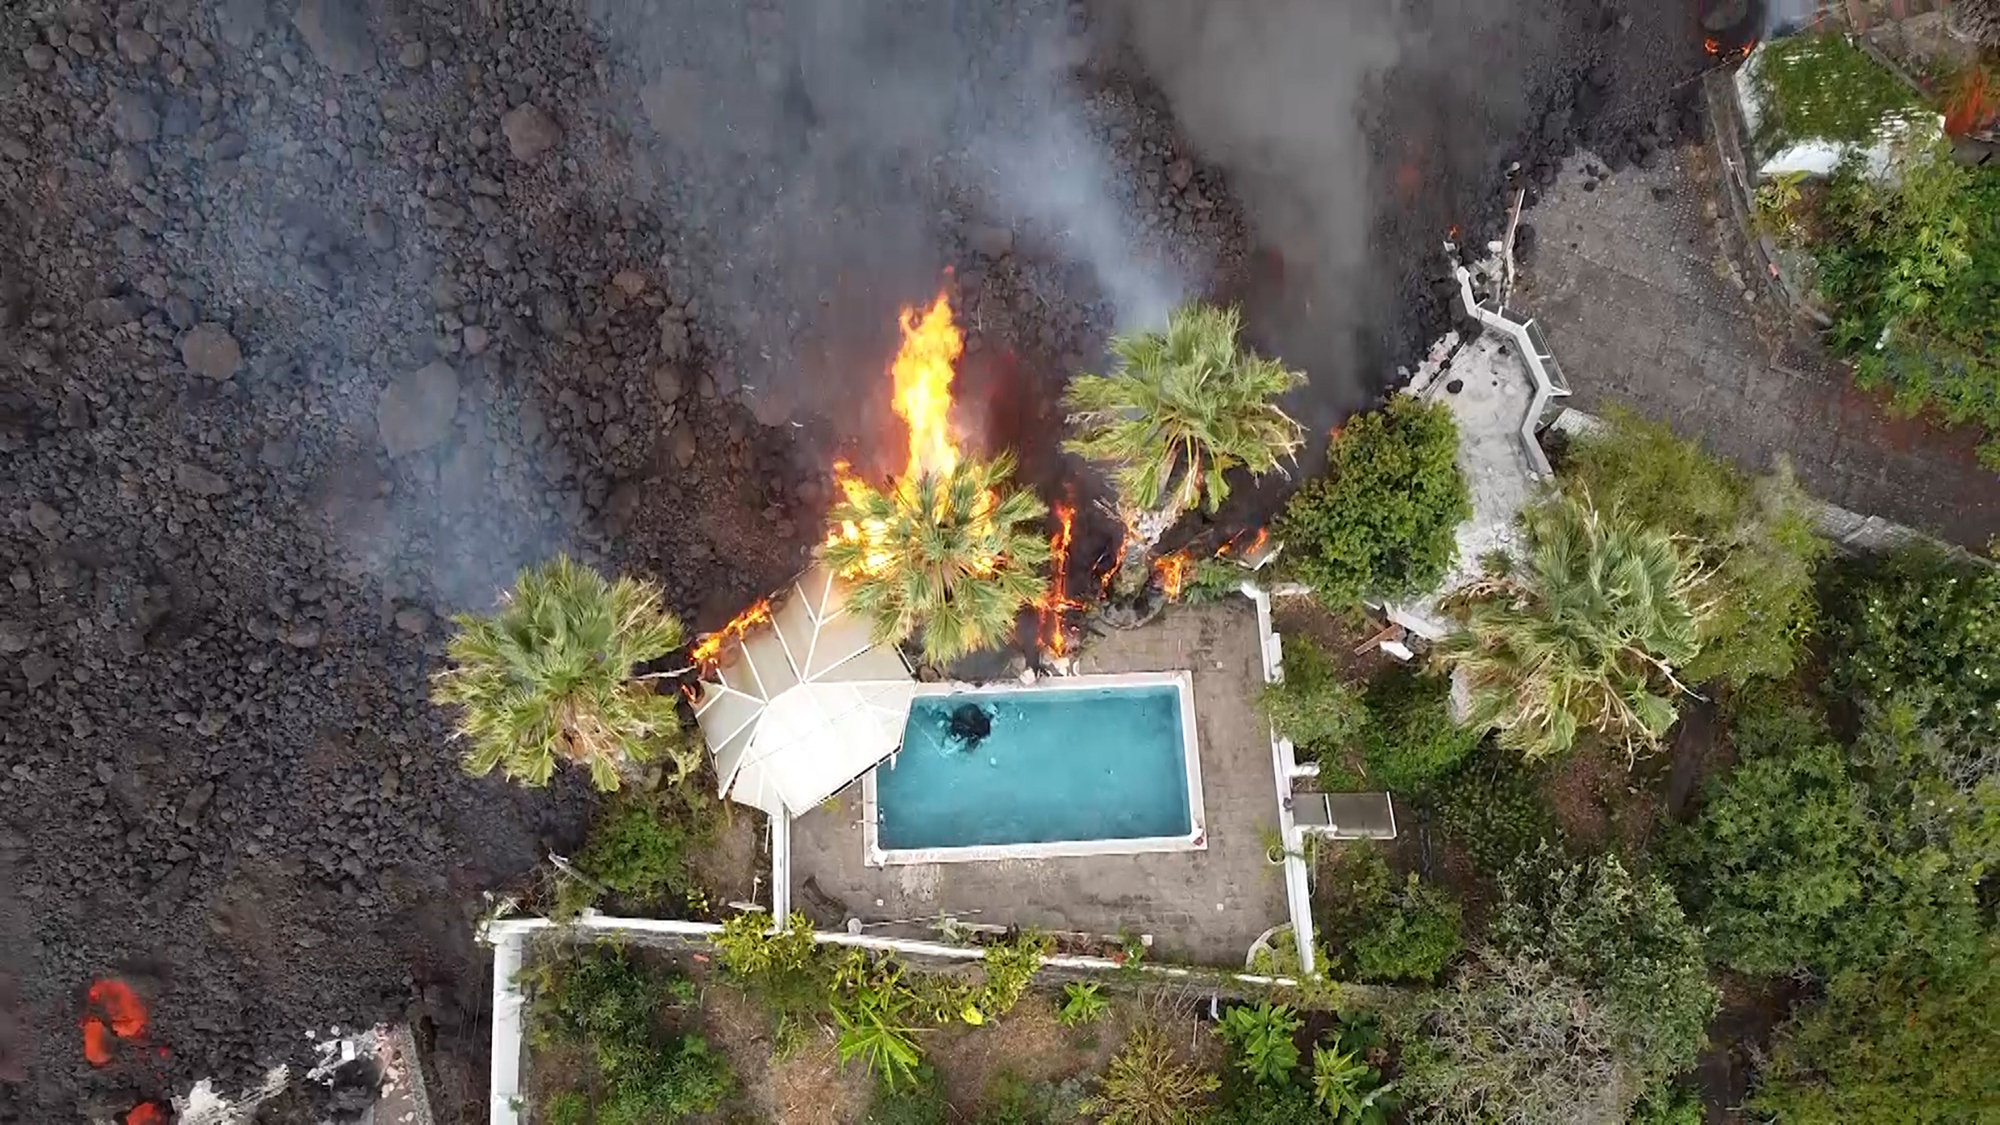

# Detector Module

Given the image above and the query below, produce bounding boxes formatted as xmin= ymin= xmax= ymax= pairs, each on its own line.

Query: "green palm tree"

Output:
xmin=1438 ymin=493 xmax=1712 ymax=761
xmin=824 ymin=453 xmax=1050 ymax=664
xmin=432 ymin=556 xmax=692 ymax=791
xmin=1063 ymin=302 xmax=1306 ymax=592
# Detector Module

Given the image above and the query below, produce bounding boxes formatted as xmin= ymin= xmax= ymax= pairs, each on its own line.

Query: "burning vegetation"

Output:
xmin=820 ymin=291 xmax=1051 ymax=663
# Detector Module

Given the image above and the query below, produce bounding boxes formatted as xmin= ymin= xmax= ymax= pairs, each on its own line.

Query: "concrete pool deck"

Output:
xmin=787 ymin=600 xmax=1289 ymax=967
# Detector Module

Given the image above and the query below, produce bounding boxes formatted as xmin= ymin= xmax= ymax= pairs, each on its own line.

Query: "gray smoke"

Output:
xmin=588 ymin=0 xmax=1186 ymax=427
xmin=1106 ymin=0 xmax=1555 ymax=422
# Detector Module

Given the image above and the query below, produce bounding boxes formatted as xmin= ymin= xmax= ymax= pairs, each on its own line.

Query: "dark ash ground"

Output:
xmin=0 ymin=0 xmax=1703 ymax=1119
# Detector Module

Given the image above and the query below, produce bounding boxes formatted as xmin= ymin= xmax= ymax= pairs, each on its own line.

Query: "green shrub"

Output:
xmin=541 ymin=1090 xmax=589 ymax=1125
xmin=979 ymin=1073 xmax=1087 ymax=1125
xmin=976 ymin=931 xmax=1051 ymax=1020
xmin=1430 ymin=747 xmax=1562 ymax=874
xmin=1202 ymin=1077 xmax=1320 ymax=1125
xmin=1558 ymin=408 xmax=1825 ymax=688
xmin=1630 ymin=1082 xmax=1704 ymax=1125
xmin=867 ymin=1064 xmax=950 ymax=1125
xmin=1816 ymin=145 xmax=2000 ymax=462
xmin=1351 ymin=873 xmax=1463 ymax=984
xmin=1215 ymin=1002 xmax=1303 ymax=1086
xmin=1056 ymin=981 xmax=1109 ymax=1027
xmin=1751 ymin=952 xmax=2000 ymax=1123
xmin=1310 ymin=1042 xmax=1394 ymax=1124
xmin=1257 ymin=637 xmax=1364 ymax=759
xmin=594 ymin=1036 xmax=734 ymax=1125
xmin=1392 ymin=952 xmax=1636 ymax=1125
xmin=574 ymin=788 xmax=716 ymax=911
xmin=712 ymin=910 xmax=834 ymax=1037
xmin=1823 ymin=548 xmax=2000 ymax=787
xmin=1493 ymin=846 xmax=1718 ymax=1088
xmin=523 ymin=945 xmax=732 ymax=1123
xmin=1277 ymin=396 xmax=1470 ymax=609
xmin=1081 ymin=1023 xmax=1219 ymax=1125
xmin=1355 ymin=668 xmax=1480 ymax=791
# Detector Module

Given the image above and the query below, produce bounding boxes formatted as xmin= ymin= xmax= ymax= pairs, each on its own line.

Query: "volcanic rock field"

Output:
xmin=0 ymin=0 xmax=1705 ymax=1118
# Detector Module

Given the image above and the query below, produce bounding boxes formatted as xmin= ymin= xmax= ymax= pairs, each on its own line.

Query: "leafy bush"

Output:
xmin=1392 ymin=951 xmax=1636 ymax=1125
xmin=980 ymin=1073 xmax=1087 ymax=1125
xmin=1310 ymin=1043 xmax=1395 ymax=1124
xmin=1751 ymin=952 xmax=2000 ymax=1123
xmin=1277 ymin=396 xmax=1470 ymax=609
xmin=1668 ymin=691 xmax=1870 ymax=975
xmin=541 ymin=1090 xmax=589 ymax=1125
xmin=1351 ymin=873 xmax=1463 ymax=984
xmin=1629 ymin=1083 xmax=1704 ymax=1125
xmin=975 ymin=931 xmax=1051 ymax=1020
xmin=522 ymin=945 xmax=733 ymax=1123
xmin=1081 ymin=1023 xmax=1219 ymax=1125
xmin=1673 ymin=684 xmax=1993 ymax=983
xmin=1215 ymin=1002 xmax=1303 ymax=1086
xmin=1492 ymin=846 xmax=1718 ymax=1088
xmin=1823 ymin=548 xmax=2000 ymax=788
xmin=1429 ymin=747 xmax=1562 ymax=874
xmin=712 ymin=910 xmax=834 ymax=1038
xmin=867 ymin=1063 xmax=950 ymax=1125
xmin=1057 ymin=981 xmax=1109 ymax=1027
xmin=1258 ymin=637 xmax=1364 ymax=759
xmin=1558 ymin=408 xmax=1825 ymax=687
xmin=573 ymin=788 xmax=716 ymax=912
xmin=1201 ymin=1077 xmax=1321 ymax=1125
xmin=836 ymin=977 xmax=924 ymax=1090
xmin=1815 ymin=144 xmax=2000 ymax=464
xmin=1355 ymin=668 xmax=1480 ymax=792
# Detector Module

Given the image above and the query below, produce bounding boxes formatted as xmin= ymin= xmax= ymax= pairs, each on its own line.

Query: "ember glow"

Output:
xmin=80 ymin=978 xmax=149 ymax=1066
xmin=125 ymin=1104 xmax=165 ymax=1125
xmin=691 ymin=599 xmax=772 ymax=670
xmin=1038 ymin=504 xmax=1083 ymax=656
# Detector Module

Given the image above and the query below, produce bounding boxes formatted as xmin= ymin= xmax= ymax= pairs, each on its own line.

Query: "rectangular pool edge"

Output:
xmin=862 ymin=670 xmax=1208 ymax=867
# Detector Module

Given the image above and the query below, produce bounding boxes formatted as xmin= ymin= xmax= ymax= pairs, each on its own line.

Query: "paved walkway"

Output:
xmin=1518 ymin=149 xmax=1998 ymax=549
xmin=788 ymin=601 xmax=1288 ymax=968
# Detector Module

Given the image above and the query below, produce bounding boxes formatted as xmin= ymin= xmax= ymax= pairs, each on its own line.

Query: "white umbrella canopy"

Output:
xmin=692 ymin=563 xmax=918 ymax=819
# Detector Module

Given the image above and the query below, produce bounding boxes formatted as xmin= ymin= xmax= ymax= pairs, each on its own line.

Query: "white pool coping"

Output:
xmin=861 ymin=670 xmax=1208 ymax=866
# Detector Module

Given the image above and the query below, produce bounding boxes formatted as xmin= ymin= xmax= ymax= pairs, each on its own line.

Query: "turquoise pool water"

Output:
xmin=875 ymin=683 xmax=1193 ymax=850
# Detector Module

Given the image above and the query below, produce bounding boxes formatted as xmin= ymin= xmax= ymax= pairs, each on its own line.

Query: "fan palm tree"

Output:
xmin=1063 ymin=303 xmax=1306 ymax=592
xmin=432 ymin=555 xmax=693 ymax=791
xmin=1438 ymin=493 xmax=1712 ymax=762
xmin=824 ymin=453 xmax=1050 ymax=664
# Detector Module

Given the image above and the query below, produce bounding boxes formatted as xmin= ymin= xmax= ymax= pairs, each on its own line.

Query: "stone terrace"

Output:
xmin=787 ymin=600 xmax=1288 ymax=968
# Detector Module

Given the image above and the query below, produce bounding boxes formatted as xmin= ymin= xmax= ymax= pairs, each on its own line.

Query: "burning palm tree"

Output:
xmin=432 ymin=555 xmax=695 ymax=791
xmin=826 ymin=453 xmax=1051 ymax=663
xmin=1063 ymin=302 xmax=1306 ymax=595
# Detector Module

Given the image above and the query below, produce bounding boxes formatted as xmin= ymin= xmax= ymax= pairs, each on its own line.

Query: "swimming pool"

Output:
xmin=862 ymin=671 xmax=1206 ymax=865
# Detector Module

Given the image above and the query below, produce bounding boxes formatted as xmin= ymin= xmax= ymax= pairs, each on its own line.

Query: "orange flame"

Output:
xmin=81 ymin=978 xmax=148 ymax=1066
xmin=892 ymin=292 xmax=963 ymax=480
xmin=690 ymin=599 xmax=773 ymax=670
xmin=826 ymin=292 xmax=1001 ymax=584
xmin=126 ymin=1105 xmax=165 ymax=1125
xmin=1039 ymin=505 xmax=1083 ymax=656
xmin=1153 ymin=551 xmax=1193 ymax=600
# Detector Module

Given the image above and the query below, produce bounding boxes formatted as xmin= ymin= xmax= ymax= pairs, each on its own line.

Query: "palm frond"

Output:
xmin=1440 ymin=493 xmax=1710 ymax=761
xmin=825 ymin=453 xmax=1051 ymax=664
xmin=1063 ymin=302 xmax=1307 ymax=516
xmin=431 ymin=555 xmax=688 ymax=790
